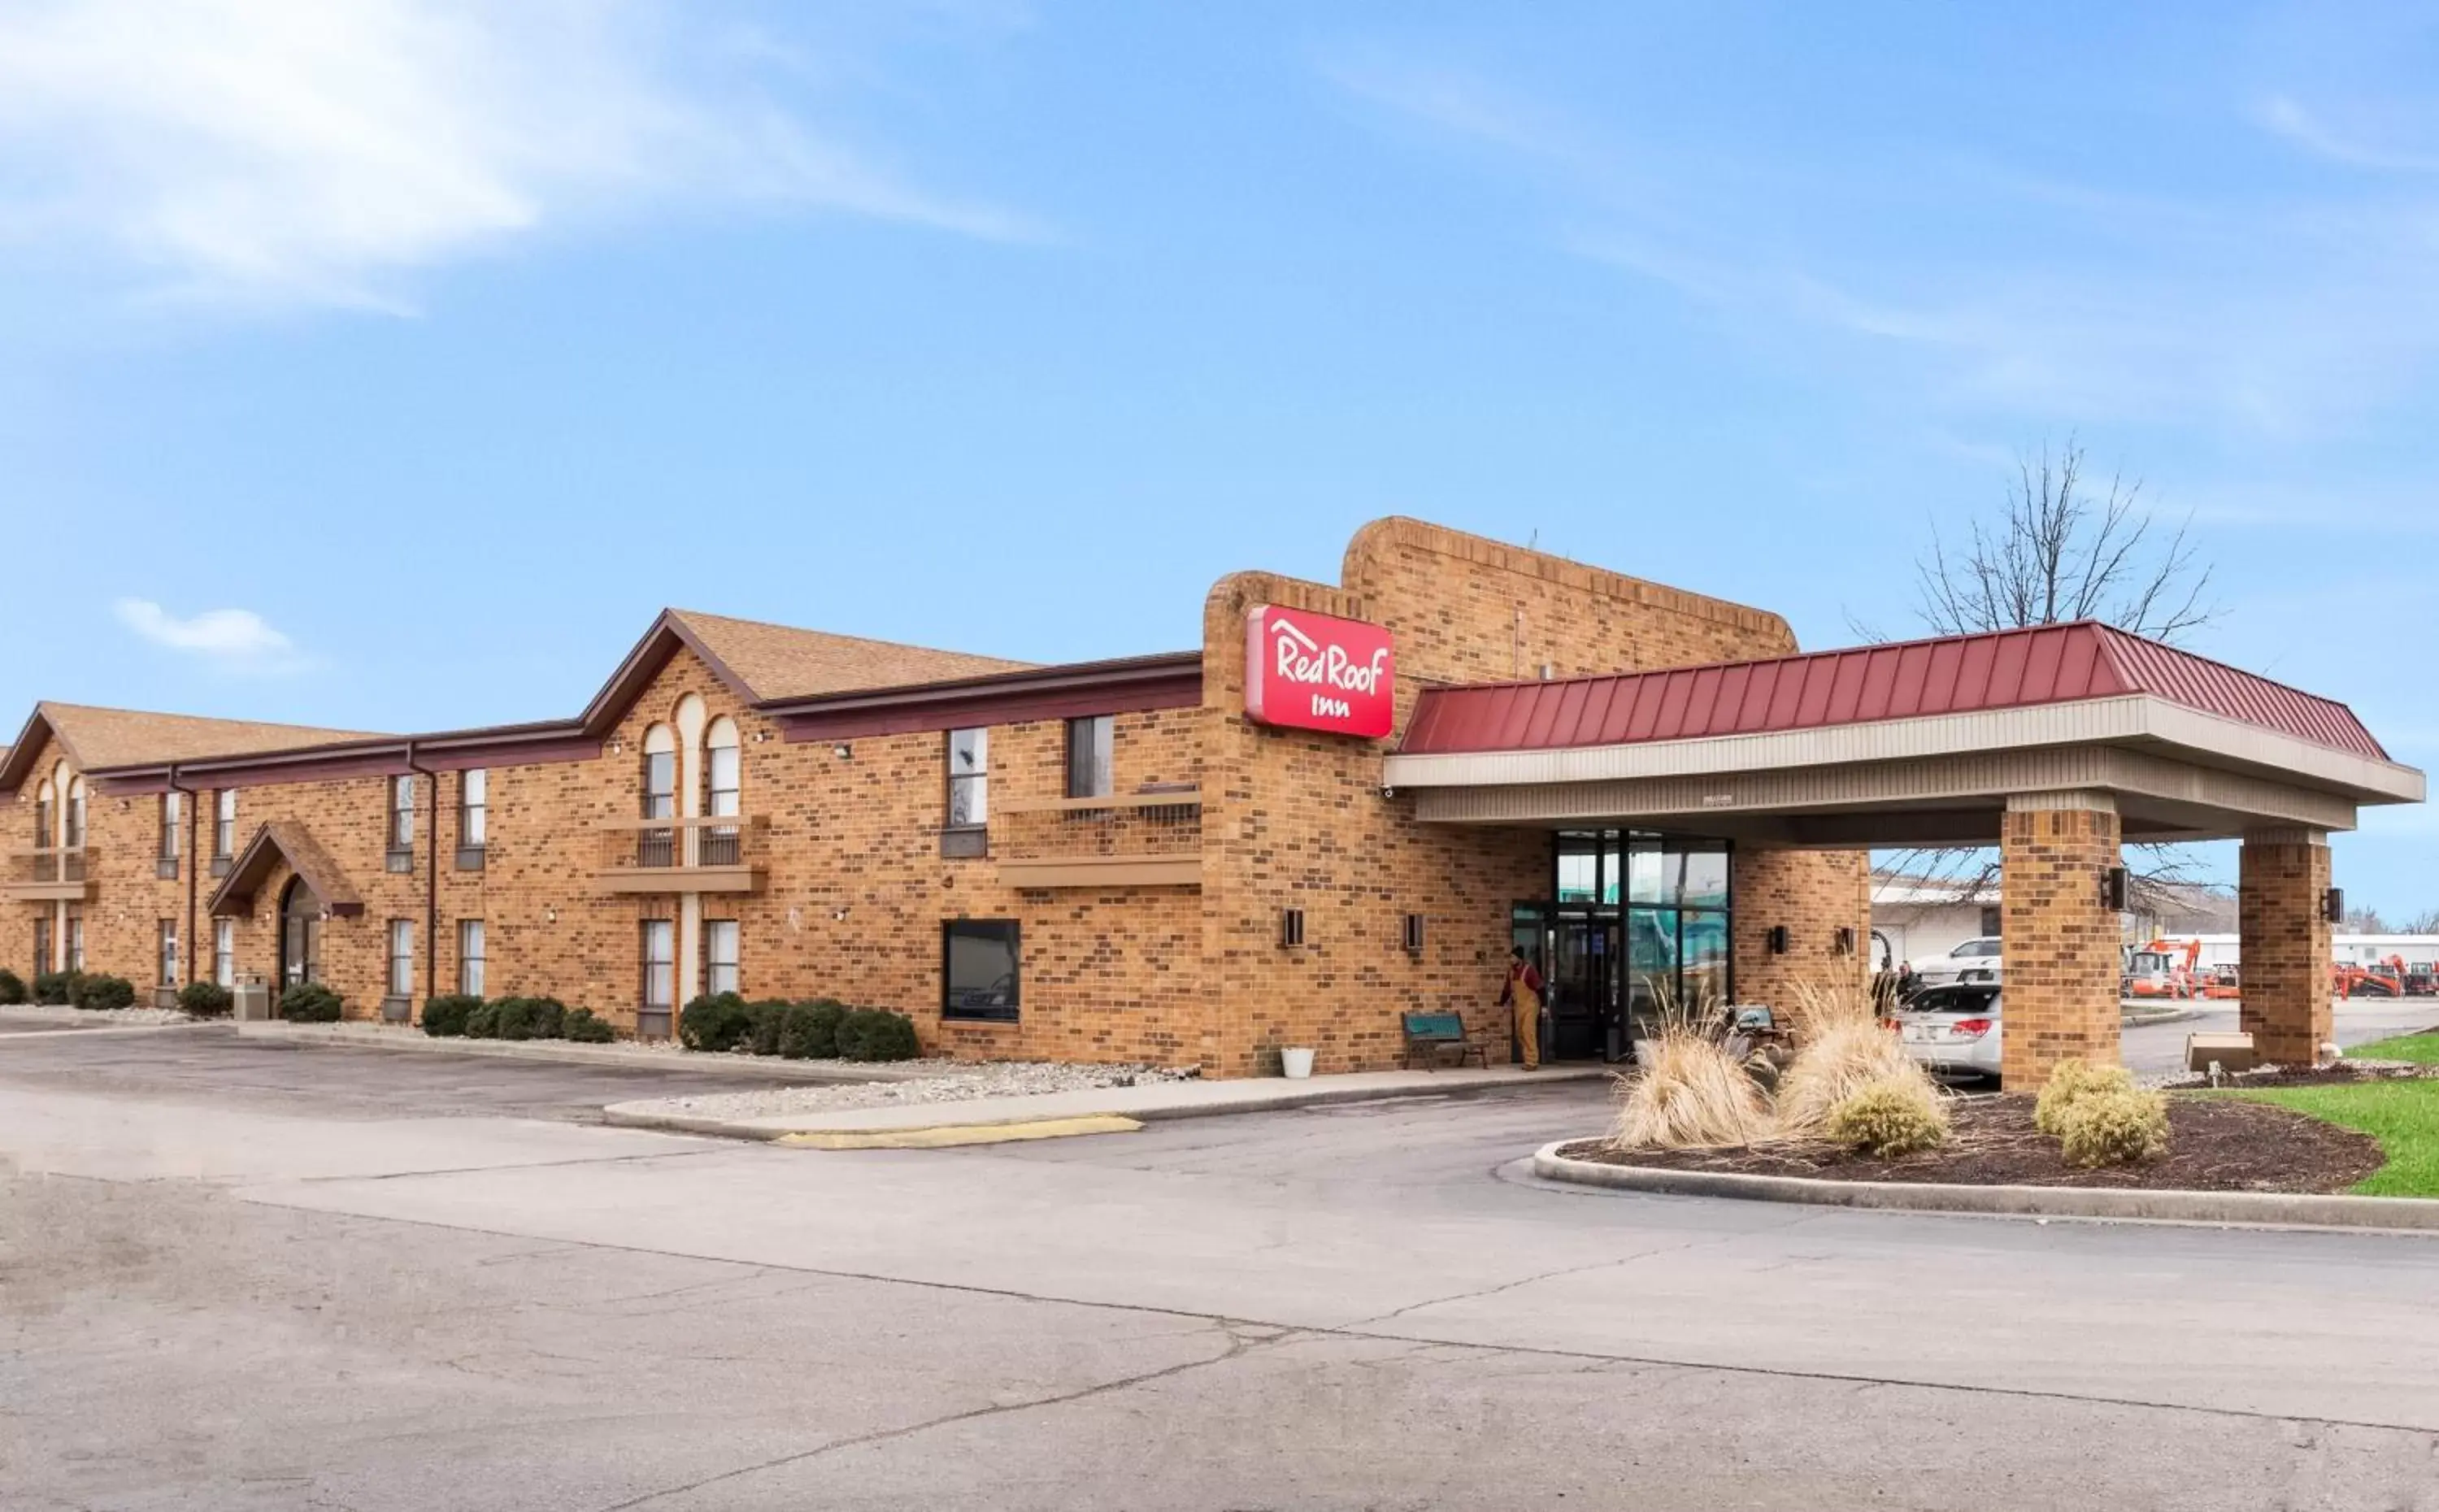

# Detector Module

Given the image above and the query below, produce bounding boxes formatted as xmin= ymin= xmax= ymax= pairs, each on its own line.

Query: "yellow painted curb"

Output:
xmin=776 ymin=1114 xmax=1144 ymax=1149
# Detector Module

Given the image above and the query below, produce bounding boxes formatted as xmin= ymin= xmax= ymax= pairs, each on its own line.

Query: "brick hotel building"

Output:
xmin=3 ymin=519 xmax=2419 ymax=1084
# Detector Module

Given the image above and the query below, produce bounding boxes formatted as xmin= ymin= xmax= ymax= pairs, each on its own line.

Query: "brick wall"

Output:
xmin=1731 ymin=847 xmax=1874 ymax=1011
xmin=1998 ymin=793 xmax=2123 ymax=1085
xmin=2239 ymin=830 xmax=2332 ymax=1066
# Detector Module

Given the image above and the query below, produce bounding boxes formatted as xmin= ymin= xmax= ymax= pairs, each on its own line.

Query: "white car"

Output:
xmin=1896 ymin=984 xmax=2003 ymax=1083
xmin=1914 ymin=936 xmax=2002 ymax=988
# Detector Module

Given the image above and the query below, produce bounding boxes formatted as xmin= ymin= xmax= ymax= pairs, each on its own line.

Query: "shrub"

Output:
xmin=849 ymin=1008 xmax=920 ymax=1062
xmin=420 ymin=994 xmax=480 ymax=1037
xmin=1610 ymin=1019 xmax=1772 ymax=1149
xmin=2057 ymin=1085 xmax=2172 ymax=1168
xmin=1775 ymin=978 xmax=1938 ymax=1139
xmin=743 ymin=999 xmax=790 ymax=1057
xmin=0 ymin=968 xmax=24 ymax=1005
xmin=1825 ymin=1077 xmax=1950 ymax=1157
xmin=179 ymin=981 xmax=235 ymax=1018
xmin=492 ymin=996 xmax=538 ymax=1041
xmin=2033 ymin=1059 xmax=2139 ymax=1137
xmin=563 ymin=1008 xmax=616 ymax=1044
xmin=463 ymin=1001 xmax=502 ymax=1039
xmin=527 ymin=997 xmax=567 ymax=1040
xmin=76 ymin=975 xmax=137 ymax=1011
xmin=279 ymin=982 xmax=343 ymax=1023
xmin=679 ymin=992 xmax=750 ymax=1054
xmin=33 ymin=970 xmax=79 ymax=1006
xmin=777 ymin=999 xmax=843 ymax=1060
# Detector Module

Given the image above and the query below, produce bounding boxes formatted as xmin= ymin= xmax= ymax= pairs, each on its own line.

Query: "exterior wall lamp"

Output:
xmin=1833 ymin=926 xmax=1856 ymax=956
xmin=1766 ymin=925 xmax=1789 ymax=955
xmin=2324 ymin=887 xmax=2346 ymax=924
xmin=2101 ymin=866 xmax=2128 ymax=911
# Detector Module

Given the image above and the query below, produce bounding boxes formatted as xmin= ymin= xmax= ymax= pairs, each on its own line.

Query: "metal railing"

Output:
xmin=992 ymin=789 xmax=1203 ymax=866
xmin=594 ymin=815 xmax=763 ymax=883
xmin=5 ymin=847 xmax=90 ymax=888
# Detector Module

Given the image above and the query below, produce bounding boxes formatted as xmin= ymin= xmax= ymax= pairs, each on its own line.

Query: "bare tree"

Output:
xmin=1872 ymin=437 xmax=2221 ymax=915
xmin=2406 ymin=908 xmax=2439 ymax=935
xmin=1915 ymin=439 xmax=2216 ymax=644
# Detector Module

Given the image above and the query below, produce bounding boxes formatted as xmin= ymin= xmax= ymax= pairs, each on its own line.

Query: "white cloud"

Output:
xmin=2259 ymin=95 xmax=2439 ymax=174
xmin=113 ymin=598 xmax=302 ymax=670
xmin=0 ymin=0 xmax=1040 ymax=310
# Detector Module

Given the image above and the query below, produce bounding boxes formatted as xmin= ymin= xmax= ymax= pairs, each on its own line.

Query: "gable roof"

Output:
xmin=1399 ymin=621 xmax=2389 ymax=761
xmin=0 ymin=702 xmax=384 ymax=794
xmin=207 ymin=820 xmax=364 ymax=918
xmin=666 ymin=610 xmax=1032 ymax=702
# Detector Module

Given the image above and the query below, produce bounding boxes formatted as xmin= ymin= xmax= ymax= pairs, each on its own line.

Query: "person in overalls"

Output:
xmin=1498 ymin=946 xmax=1546 ymax=1070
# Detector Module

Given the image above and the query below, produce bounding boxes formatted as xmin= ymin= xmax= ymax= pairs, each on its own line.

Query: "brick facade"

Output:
xmin=3 ymin=518 xmax=1876 ymax=1075
xmin=1998 ymin=792 xmax=2124 ymax=1085
xmin=1731 ymin=847 xmax=1875 ymax=1012
xmin=2239 ymin=829 xmax=2333 ymax=1067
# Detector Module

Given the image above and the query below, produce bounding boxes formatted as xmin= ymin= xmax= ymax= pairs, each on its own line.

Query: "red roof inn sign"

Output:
xmin=1244 ymin=606 xmax=1396 ymax=739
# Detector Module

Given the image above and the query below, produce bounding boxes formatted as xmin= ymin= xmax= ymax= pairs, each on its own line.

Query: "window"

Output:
xmin=386 ymin=775 xmax=415 ymax=870
xmin=947 ymin=728 xmax=989 ymax=827
xmin=703 ymin=719 xmax=741 ymax=866
xmin=34 ymin=918 xmax=51 ymax=979
xmin=33 ymin=780 xmax=52 ymax=849
xmin=1979 ymin=906 xmax=2002 ymax=938
xmin=458 ymin=919 xmax=485 ymax=997
xmin=640 ymin=728 xmax=676 ymax=869
xmin=387 ymin=919 xmax=414 ymax=999
xmin=158 ymin=919 xmax=179 ymax=986
xmin=942 ymin=919 xmax=1020 ymax=1023
xmin=1064 ymin=715 xmax=1113 ymax=800
xmin=63 ymin=776 xmax=85 ymax=849
xmin=458 ymin=769 xmax=487 ymax=858
xmin=641 ymin=919 xmax=675 ymax=1010
xmin=213 ymin=789 xmax=237 ymax=863
xmin=65 ymin=906 xmax=84 ymax=972
xmin=158 ymin=792 xmax=182 ymax=877
xmin=213 ymin=919 xmax=235 ymax=988
xmin=704 ymin=919 xmax=739 ymax=997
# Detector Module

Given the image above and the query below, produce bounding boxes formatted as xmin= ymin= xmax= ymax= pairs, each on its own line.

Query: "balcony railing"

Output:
xmin=994 ymin=789 xmax=1203 ymax=888
xmin=591 ymin=815 xmax=767 ymax=894
xmin=3 ymin=846 xmax=95 ymax=901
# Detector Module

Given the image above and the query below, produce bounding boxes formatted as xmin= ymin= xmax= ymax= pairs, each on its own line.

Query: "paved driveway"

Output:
xmin=7 ymin=1033 xmax=2439 ymax=1510
xmin=0 ymin=1023 xmax=802 ymax=1121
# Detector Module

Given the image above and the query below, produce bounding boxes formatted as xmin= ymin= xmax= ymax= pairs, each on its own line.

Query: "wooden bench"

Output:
xmin=1402 ymin=1010 xmax=1486 ymax=1071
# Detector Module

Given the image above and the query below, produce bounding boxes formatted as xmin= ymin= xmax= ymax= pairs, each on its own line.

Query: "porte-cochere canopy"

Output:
xmin=1385 ymin=621 xmax=2422 ymax=845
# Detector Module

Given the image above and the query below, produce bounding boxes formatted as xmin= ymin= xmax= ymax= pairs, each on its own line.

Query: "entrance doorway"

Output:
xmin=1511 ymin=906 xmax=1624 ymax=1062
xmin=279 ymin=876 xmax=324 ymax=988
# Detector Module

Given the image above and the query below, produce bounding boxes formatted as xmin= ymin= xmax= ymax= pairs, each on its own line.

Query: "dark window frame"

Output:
xmin=945 ymin=727 xmax=989 ymax=830
xmin=1063 ymin=715 xmax=1113 ymax=801
xmin=702 ymin=918 xmax=740 ymax=997
xmin=158 ymin=917 xmax=179 ymax=986
xmin=212 ymin=789 xmax=237 ymax=863
xmin=640 ymin=919 xmax=676 ymax=1010
xmin=941 ymin=919 xmax=1020 ymax=1023
xmin=386 ymin=918 xmax=414 ymax=999
xmin=457 ymin=768 xmax=488 ymax=865
xmin=457 ymin=919 xmax=485 ymax=997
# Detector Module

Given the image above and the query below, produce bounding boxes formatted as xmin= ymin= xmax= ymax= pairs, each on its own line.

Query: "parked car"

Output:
xmin=1914 ymin=936 xmax=2002 ymax=988
xmin=1895 ymin=983 xmax=2002 ymax=1083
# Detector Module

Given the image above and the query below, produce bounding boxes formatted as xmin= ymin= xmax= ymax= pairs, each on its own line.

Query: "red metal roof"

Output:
xmin=1398 ymin=622 xmax=2389 ymax=761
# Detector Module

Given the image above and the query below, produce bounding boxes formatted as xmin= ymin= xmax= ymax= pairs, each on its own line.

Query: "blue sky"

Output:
xmin=2 ymin=0 xmax=2433 ymax=912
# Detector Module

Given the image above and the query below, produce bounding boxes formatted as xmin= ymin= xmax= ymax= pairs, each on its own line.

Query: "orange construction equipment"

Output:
xmin=2199 ymin=964 xmax=2242 ymax=1000
xmin=2124 ymin=938 xmax=2203 ymax=999
xmin=2334 ymin=955 xmax=2409 ymax=998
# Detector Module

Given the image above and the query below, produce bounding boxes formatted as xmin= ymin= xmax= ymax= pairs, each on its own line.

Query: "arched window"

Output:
xmin=33 ymin=779 xmax=53 ymax=850
xmin=280 ymin=876 xmax=324 ymax=987
xmin=639 ymin=725 xmax=677 ymax=868
xmin=702 ymin=718 xmax=741 ymax=866
xmin=63 ymin=776 xmax=86 ymax=850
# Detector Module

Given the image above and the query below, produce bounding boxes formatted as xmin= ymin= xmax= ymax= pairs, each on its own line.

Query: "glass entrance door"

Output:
xmin=1511 ymin=905 xmax=1624 ymax=1062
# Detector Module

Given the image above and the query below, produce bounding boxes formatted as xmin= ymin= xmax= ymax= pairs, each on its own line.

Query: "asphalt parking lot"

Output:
xmin=0 ymin=1023 xmax=802 ymax=1121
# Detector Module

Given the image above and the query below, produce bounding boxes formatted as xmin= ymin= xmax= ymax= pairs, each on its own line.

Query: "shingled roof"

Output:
xmin=664 ymin=610 xmax=1032 ymax=702
xmin=0 ymin=702 xmax=384 ymax=793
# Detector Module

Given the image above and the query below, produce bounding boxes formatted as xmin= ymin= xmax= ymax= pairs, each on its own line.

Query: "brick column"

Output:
xmin=1999 ymin=791 xmax=2122 ymax=1087
xmin=2239 ymin=828 xmax=2332 ymax=1067
xmin=1730 ymin=847 xmax=1871 ymax=1010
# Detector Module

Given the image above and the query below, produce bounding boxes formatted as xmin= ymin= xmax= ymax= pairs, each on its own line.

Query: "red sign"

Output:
xmin=1244 ymin=606 xmax=1396 ymax=738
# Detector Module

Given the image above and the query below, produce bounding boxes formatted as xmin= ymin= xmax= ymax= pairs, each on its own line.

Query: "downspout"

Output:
xmin=170 ymin=763 xmax=198 ymax=989
xmin=406 ymin=741 xmax=438 ymax=1016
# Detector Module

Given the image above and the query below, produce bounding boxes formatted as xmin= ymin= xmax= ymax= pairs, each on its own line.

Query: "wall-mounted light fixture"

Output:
xmin=1280 ymin=907 xmax=1306 ymax=949
xmin=833 ymin=743 xmax=853 ymax=760
xmin=545 ymin=907 xmax=558 ymax=924
xmin=2101 ymin=866 xmax=2129 ymax=911
xmin=2324 ymin=887 xmax=2346 ymax=924
xmin=1833 ymin=926 xmax=1856 ymax=956
xmin=1767 ymin=925 xmax=1790 ymax=955
xmin=1402 ymin=913 xmax=1424 ymax=954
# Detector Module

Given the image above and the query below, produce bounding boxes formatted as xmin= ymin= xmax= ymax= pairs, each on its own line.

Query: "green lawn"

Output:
xmin=2343 ymin=1032 xmax=2439 ymax=1065
xmin=2207 ymin=1080 xmax=2439 ymax=1197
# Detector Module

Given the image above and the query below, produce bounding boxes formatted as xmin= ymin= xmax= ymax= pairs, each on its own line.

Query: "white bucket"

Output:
xmin=1280 ymin=1046 xmax=1316 ymax=1080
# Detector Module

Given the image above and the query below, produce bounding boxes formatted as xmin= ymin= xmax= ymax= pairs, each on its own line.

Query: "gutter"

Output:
xmin=405 ymin=741 xmax=437 ymax=1019
xmin=168 ymin=763 xmax=197 ymax=993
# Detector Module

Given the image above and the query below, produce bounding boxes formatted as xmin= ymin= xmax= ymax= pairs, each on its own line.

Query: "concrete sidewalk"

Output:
xmin=604 ymin=1062 xmax=1612 ymax=1141
xmin=234 ymin=1020 xmax=923 ymax=1083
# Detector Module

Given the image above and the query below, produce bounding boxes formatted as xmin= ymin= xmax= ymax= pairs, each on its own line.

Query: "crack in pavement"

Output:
xmin=589 ymin=1319 xmax=1284 ymax=1510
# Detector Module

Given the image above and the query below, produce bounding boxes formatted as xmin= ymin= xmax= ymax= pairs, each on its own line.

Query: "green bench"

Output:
xmin=1402 ymin=1010 xmax=1487 ymax=1071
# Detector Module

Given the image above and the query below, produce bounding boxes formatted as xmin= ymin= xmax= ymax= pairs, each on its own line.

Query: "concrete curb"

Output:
xmin=230 ymin=1022 xmax=920 ymax=1084
xmin=603 ymin=1066 xmax=1614 ymax=1143
xmin=1530 ymin=1140 xmax=2439 ymax=1232
xmin=2121 ymin=1007 xmax=2203 ymax=1028
xmin=0 ymin=1022 xmax=220 ymax=1041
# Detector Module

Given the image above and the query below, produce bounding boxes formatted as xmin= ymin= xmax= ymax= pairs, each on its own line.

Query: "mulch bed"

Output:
xmin=1559 ymin=1094 xmax=2384 ymax=1193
